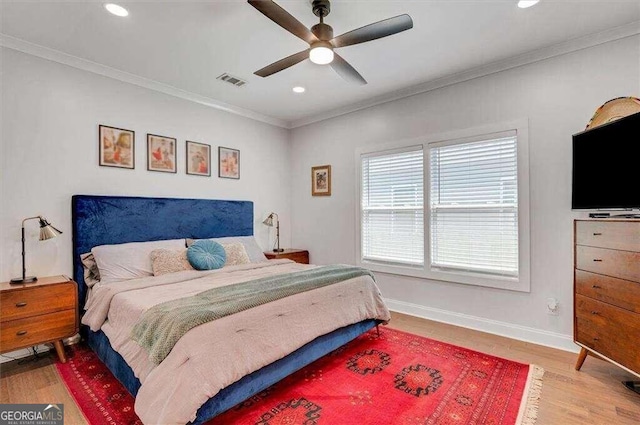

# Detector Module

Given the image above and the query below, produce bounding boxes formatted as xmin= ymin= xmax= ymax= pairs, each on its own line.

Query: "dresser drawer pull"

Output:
xmin=593 ymin=337 xmax=600 ymax=341
xmin=15 ymin=302 xmax=27 ymax=308
xmin=592 ymin=285 xmax=601 ymax=289
xmin=591 ymin=311 xmax=600 ymax=315
xmin=16 ymin=330 xmax=28 ymax=336
xmin=592 ymin=232 xmax=602 ymax=236
xmin=593 ymin=259 xmax=603 ymax=262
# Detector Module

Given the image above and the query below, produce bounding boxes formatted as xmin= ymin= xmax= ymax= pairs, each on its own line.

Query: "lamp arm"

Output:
xmin=21 ymin=216 xmax=42 ymax=226
xmin=19 ymin=216 xmax=40 ymax=281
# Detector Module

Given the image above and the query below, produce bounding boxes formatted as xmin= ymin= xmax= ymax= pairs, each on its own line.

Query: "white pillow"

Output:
xmin=92 ymin=239 xmax=186 ymax=283
xmin=186 ymin=236 xmax=267 ymax=263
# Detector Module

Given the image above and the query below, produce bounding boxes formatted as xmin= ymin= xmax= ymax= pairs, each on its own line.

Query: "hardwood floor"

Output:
xmin=1 ymin=312 xmax=639 ymax=424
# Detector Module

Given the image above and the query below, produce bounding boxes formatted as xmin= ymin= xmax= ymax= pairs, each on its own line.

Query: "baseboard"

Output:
xmin=385 ymin=298 xmax=579 ymax=353
xmin=0 ymin=345 xmax=50 ymax=363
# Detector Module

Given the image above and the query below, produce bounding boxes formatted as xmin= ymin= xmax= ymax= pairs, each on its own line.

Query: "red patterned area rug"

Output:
xmin=55 ymin=328 xmax=543 ymax=425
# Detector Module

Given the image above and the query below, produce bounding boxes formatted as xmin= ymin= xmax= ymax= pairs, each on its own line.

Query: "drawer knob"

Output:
xmin=15 ymin=302 xmax=27 ymax=308
xmin=593 ymin=232 xmax=602 ymax=236
xmin=16 ymin=330 xmax=27 ymax=336
xmin=593 ymin=259 xmax=603 ymax=262
xmin=592 ymin=285 xmax=601 ymax=289
xmin=591 ymin=311 xmax=600 ymax=315
xmin=593 ymin=337 xmax=600 ymax=341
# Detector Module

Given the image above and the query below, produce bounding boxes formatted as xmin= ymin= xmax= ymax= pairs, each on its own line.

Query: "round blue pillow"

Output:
xmin=187 ymin=240 xmax=226 ymax=270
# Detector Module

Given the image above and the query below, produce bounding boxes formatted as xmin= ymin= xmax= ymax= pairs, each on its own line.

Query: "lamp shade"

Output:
xmin=39 ymin=217 xmax=62 ymax=241
xmin=262 ymin=213 xmax=275 ymax=227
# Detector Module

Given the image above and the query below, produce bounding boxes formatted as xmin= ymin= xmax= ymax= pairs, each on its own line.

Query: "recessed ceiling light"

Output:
xmin=105 ymin=3 xmax=129 ymax=17
xmin=518 ymin=0 xmax=540 ymax=8
xmin=292 ymin=86 xmax=306 ymax=94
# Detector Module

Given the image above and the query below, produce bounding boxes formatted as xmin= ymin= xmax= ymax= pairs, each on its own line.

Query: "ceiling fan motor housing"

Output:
xmin=311 ymin=22 xmax=333 ymax=41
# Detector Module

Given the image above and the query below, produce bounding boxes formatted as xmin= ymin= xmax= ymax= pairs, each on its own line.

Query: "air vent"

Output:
xmin=217 ymin=73 xmax=247 ymax=88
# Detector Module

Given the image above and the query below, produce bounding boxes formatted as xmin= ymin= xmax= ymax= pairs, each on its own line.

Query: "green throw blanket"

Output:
xmin=131 ymin=265 xmax=374 ymax=365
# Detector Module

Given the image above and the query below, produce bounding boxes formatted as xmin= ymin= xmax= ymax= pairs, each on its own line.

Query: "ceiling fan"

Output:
xmin=248 ymin=0 xmax=413 ymax=85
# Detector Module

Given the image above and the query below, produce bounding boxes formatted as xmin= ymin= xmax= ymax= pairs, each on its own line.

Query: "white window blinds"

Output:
xmin=429 ymin=134 xmax=519 ymax=277
xmin=361 ymin=147 xmax=424 ymax=266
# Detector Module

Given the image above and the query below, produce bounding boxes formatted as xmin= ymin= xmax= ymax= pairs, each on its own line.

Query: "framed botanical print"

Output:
xmin=218 ymin=146 xmax=240 ymax=179
xmin=147 ymin=134 xmax=177 ymax=173
xmin=311 ymin=165 xmax=331 ymax=196
xmin=99 ymin=125 xmax=135 ymax=169
xmin=186 ymin=141 xmax=211 ymax=177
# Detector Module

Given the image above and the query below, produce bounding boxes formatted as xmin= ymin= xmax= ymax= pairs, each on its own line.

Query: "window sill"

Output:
xmin=359 ymin=259 xmax=530 ymax=292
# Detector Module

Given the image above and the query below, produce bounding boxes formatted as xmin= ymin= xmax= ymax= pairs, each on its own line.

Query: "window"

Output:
xmin=361 ymin=147 xmax=424 ymax=267
xmin=357 ymin=121 xmax=530 ymax=291
xmin=429 ymin=133 xmax=518 ymax=278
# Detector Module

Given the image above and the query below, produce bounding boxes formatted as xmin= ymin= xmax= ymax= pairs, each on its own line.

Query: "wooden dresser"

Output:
xmin=574 ymin=219 xmax=640 ymax=377
xmin=265 ymin=249 xmax=310 ymax=264
xmin=0 ymin=275 xmax=78 ymax=363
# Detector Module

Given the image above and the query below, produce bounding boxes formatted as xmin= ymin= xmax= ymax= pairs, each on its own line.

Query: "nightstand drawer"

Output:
xmin=0 ymin=309 xmax=76 ymax=352
xmin=575 ymin=245 xmax=640 ymax=283
xmin=0 ymin=282 xmax=76 ymax=322
xmin=265 ymin=249 xmax=310 ymax=264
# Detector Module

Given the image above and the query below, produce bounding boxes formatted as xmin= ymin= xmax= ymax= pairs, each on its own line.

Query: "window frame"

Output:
xmin=355 ymin=120 xmax=530 ymax=292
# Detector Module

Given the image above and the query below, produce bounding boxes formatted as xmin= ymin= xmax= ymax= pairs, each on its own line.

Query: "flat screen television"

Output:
xmin=572 ymin=111 xmax=640 ymax=210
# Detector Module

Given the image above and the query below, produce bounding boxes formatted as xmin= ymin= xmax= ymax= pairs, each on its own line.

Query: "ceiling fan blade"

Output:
xmin=331 ymin=14 xmax=413 ymax=48
xmin=254 ymin=49 xmax=310 ymax=77
xmin=248 ymin=0 xmax=318 ymax=44
xmin=329 ymin=53 xmax=367 ymax=85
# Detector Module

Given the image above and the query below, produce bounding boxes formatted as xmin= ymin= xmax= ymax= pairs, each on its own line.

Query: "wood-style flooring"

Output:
xmin=1 ymin=311 xmax=639 ymax=424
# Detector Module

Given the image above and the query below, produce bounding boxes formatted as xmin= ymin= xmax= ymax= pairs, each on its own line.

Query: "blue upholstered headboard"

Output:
xmin=72 ymin=195 xmax=253 ymax=309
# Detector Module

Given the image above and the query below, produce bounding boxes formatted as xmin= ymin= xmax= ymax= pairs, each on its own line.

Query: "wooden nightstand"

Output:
xmin=0 ymin=275 xmax=78 ymax=363
xmin=265 ymin=249 xmax=310 ymax=264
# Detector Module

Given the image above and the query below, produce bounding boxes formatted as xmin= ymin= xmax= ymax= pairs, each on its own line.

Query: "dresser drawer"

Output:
xmin=576 ymin=245 xmax=640 ymax=283
xmin=576 ymin=270 xmax=640 ymax=313
xmin=575 ymin=295 xmax=640 ymax=373
xmin=576 ymin=221 xmax=640 ymax=252
xmin=0 ymin=282 xmax=76 ymax=322
xmin=0 ymin=309 xmax=76 ymax=353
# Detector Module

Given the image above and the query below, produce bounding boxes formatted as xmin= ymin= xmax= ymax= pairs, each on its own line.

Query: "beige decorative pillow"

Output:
xmin=222 ymin=243 xmax=251 ymax=266
xmin=81 ymin=252 xmax=101 ymax=287
xmin=150 ymin=249 xmax=194 ymax=276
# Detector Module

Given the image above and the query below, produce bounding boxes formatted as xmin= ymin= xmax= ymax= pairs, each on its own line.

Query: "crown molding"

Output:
xmin=3 ymin=20 xmax=639 ymax=131
xmin=0 ymin=34 xmax=290 ymax=129
xmin=290 ymin=20 xmax=640 ymax=129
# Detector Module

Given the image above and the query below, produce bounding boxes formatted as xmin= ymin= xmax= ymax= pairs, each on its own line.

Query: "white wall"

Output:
xmin=0 ymin=48 xmax=292 ymax=283
xmin=289 ymin=36 xmax=640 ymax=351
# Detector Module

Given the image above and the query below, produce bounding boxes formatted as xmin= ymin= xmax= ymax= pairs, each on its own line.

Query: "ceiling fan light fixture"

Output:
xmin=517 ymin=0 xmax=539 ymax=8
xmin=309 ymin=42 xmax=334 ymax=65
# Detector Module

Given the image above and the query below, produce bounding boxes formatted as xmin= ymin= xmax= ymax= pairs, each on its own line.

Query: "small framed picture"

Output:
xmin=99 ymin=125 xmax=135 ymax=169
xmin=147 ymin=134 xmax=177 ymax=173
xmin=311 ymin=165 xmax=331 ymax=196
xmin=186 ymin=141 xmax=211 ymax=177
xmin=218 ymin=146 xmax=240 ymax=179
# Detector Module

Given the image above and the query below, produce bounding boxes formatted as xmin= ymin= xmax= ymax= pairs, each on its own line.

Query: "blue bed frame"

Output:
xmin=72 ymin=195 xmax=377 ymax=424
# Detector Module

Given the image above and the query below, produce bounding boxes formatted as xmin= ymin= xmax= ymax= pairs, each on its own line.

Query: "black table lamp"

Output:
xmin=11 ymin=215 xmax=62 ymax=284
xmin=262 ymin=212 xmax=284 ymax=253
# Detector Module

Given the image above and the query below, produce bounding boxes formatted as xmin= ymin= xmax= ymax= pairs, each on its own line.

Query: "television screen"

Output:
xmin=572 ymin=112 xmax=640 ymax=210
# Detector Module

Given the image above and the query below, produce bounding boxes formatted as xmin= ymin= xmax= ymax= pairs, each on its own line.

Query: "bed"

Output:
xmin=72 ymin=195 xmax=389 ymax=425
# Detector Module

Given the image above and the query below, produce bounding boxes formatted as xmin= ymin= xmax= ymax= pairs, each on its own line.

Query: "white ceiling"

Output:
xmin=2 ymin=0 xmax=640 ymax=127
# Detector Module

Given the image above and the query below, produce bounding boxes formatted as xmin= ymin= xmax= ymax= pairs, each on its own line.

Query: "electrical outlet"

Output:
xmin=546 ymin=298 xmax=559 ymax=316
